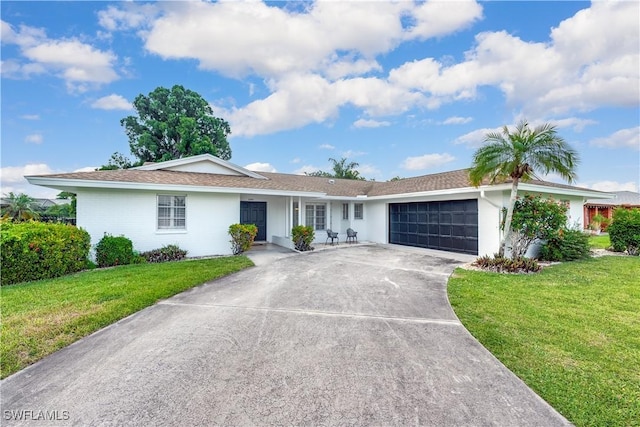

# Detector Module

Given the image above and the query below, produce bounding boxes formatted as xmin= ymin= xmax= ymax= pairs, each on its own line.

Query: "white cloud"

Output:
xmin=139 ymin=1 xmax=481 ymax=79
xmin=293 ymin=165 xmax=323 ymax=175
xmin=0 ymin=164 xmax=58 ymax=198
xmin=388 ymin=2 xmax=639 ymax=116
xmin=319 ymin=144 xmax=335 ymax=150
xmin=73 ymin=166 xmax=98 ymax=173
xmin=548 ymin=117 xmax=597 ymax=133
xmin=590 ymin=127 xmax=640 ymax=150
xmin=401 ymin=153 xmax=455 ymax=171
xmin=97 ymin=4 xmax=159 ymax=31
xmin=342 ymin=150 xmax=366 ymax=158
xmin=404 ymin=1 xmax=483 ymax=40
xmin=245 ymin=162 xmax=277 ymax=173
xmin=25 ymin=133 xmax=43 ymax=144
xmin=587 ymin=181 xmax=638 ymax=193
xmin=20 ymin=114 xmax=40 ymax=120
xmin=454 ymin=127 xmax=501 ymax=148
xmin=1 ymin=20 xmax=119 ymax=92
xmin=353 ymin=119 xmax=391 ymax=128
xmin=443 ymin=116 xmax=473 ymax=125
xmin=91 ymin=94 xmax=133 ymax=110
xmin=290 ymin=158 xmax=301 ymax=164
xmin=357 ymin=164 xmax=381 ymax=177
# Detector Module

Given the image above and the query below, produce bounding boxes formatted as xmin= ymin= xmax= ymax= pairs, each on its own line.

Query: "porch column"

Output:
xmin=298 ymin=196 xmax=302 ymax=227
xmin=287 ymin=197 xmax=293 ymax=237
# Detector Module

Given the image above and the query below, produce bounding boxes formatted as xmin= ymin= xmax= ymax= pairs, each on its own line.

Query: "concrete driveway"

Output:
xmin=1 ymin=245 xmax=570 ymax=426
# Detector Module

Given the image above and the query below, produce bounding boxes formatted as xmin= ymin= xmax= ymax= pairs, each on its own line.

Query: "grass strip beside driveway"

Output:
xmin=448 ymin=256 xmax=639 ymax=427
xmin=1 ymin=256 xmax=254 ymax=379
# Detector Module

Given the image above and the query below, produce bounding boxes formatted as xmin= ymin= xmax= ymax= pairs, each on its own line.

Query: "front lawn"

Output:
xmin=448 ymin=256 xmax=639 ymax=427
xmin=0 ymin=256 xmax=254 ymax=379
xmin=589 ymin=233 xmax=611 ymax=249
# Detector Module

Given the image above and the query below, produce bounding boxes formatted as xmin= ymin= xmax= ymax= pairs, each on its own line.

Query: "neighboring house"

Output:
xmin=26 ymin=154 xmax=610 ymax=257
xmin=584 ymin=191 xmax=640 ymax=229
xmin=0 ymin=197 xmax=70 ymax=210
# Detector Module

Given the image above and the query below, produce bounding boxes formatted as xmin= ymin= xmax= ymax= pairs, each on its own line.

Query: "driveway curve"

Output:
xmin=1 ymin=245 xmax=570 ymax=426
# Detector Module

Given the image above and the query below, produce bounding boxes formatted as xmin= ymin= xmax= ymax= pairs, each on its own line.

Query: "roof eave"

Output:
xmin=25 ymin=176 xmax=324 ymax=198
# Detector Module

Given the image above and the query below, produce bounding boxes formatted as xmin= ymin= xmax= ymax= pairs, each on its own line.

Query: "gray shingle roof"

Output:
xmin=586 ymin=191 xmax=640 ymax=206
xmin=31 ymin=168 xmax=600 ymax=198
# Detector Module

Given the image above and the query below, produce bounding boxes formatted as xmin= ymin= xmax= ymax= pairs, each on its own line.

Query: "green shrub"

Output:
xmin=0 ymin=220 xmax=91 ymax=285
xmin=540 ymin=228 xmax=591 ymax=261
xmin=95 ymin=234 xmax=136 ymax=267
xmin=292 ymin=225 xmax=315 ymax=251
xmin=608 ymin=208 xmax=640 ymax=255
xmin=228 ymin=223 xmax=258 ymax=255
xmin=507 ymin=195 xmax=567 ymax=259
xmin=473 ymin=254 xmax=541 ymax=274
xmin=140 ymin=244 xmax=188 ymax=263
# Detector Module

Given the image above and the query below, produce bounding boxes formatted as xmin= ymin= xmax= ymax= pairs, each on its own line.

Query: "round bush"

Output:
xmin=95 ymin=234 xmax=136 ymax=267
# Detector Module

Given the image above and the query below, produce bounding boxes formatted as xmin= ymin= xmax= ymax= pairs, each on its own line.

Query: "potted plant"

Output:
xmin=589 ymin=213 xmax=606 ymax=234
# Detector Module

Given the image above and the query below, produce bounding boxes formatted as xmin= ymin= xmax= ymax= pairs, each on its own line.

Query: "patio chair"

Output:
xmin=325 ymin=229 xmax=339 ymax=245
xmin=346 ymin=228 xmax=358 ymax=243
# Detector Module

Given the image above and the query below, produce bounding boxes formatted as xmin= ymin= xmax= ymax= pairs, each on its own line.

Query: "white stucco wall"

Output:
xmin=77 ymin=189 xmax=240 ymax=257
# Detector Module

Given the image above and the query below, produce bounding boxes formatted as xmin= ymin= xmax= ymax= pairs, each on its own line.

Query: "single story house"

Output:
xmin=584 ymin=191 xmax=640 ymax=230
xmin=27 ymin=154 xmax=610 ymax=257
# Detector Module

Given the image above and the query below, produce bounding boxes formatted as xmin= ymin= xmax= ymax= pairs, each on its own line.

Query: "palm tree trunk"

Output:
xmin=500 ymin=179 xmax=519 ymax=257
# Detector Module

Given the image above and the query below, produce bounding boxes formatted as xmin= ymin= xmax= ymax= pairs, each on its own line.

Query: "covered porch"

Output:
xmin=239 ymin=193 xmax=368 ymax=250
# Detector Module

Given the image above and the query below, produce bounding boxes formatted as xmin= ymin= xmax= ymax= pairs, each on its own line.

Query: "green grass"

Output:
xmin=589 ymin=233 xmax=611 ymax=249
xmin=0 ymin=256 xmax=253 ymax=379
xmin=448 ymin=256 xmax=640 ymax=427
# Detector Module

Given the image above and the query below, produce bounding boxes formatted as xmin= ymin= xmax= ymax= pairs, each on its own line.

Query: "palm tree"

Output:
xmin=328 ymin=157 xmax=364 ymax=180
xmin=469 ymin=120 xmax=579 ymax=257
xmin=1 ymin=192 xmax=40 ymax=222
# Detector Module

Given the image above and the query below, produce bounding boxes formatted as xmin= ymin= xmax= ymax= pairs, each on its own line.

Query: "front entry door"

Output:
xmin=240 ymin=202 xmax=267 ymax=241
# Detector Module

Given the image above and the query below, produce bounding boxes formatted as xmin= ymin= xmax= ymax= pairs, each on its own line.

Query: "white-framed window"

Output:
xmin=305 ymin=204 xmax=326 ymax=231
xmin=157 ymin=195 xmax=186 ymax=229
xmin=354 ymin=203 xmax=364 ymax=220
xmin=342 ymin=203 xmax=349 ymax=220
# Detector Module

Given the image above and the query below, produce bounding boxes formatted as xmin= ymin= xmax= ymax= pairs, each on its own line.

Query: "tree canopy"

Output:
xmin=107 ymin=85 xmax=232 ymax=168
xmin=468 ymin=120 xmax=579 ymax=257
xmin=306 ymin=157 xmax=366 ymax=180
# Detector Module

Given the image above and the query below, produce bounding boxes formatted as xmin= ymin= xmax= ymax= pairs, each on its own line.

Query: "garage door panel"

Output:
xmin=389 ymin=200 xmax=478 ymax=255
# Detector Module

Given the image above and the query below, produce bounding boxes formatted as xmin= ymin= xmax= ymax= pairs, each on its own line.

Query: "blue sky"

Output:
xmin=2 ymin=0 xmax=639 ymax=198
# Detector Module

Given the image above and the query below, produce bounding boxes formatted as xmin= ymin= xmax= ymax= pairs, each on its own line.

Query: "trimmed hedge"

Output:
xmin=95 ymin=234 xmax=137 ymax=267
xmin=1 ymin=220 xmax=91 ymax=285
xmin=608 ymin=208 xmax=640 ymax=255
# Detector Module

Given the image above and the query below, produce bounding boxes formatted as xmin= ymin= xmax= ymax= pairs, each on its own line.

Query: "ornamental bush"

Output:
xmin=228 ymin=224 xmax=258 ymax=255
xmin=507 ymin=195 xmax=567 ymax=259
xmin=140 ymin=244 xmax=188 ymax=263
xmin=539 ymin=228 xmax=591 ymax=261
xmin=473 ymin=254 xmax=541 ymax=274
xmin=608 ymin=208 xmax=640 ymax=255
xmin=292 ymin=225 xmax=315 ymax=251
xmin=0 ymin=220 xmax=91 ymax=285
xmin=95 ymin=234 xmax=136 ymax=267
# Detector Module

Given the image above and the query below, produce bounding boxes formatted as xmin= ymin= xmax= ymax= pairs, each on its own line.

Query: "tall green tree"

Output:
xmin=99 ymin=152 xmax=133 ymax=170
xmin=1 ymin=192 xmax=40 ymax=222
xmin=307 ymin=157 xmax=365 ymax=180
xmin=117 ymin=85 xmax=231 ymax=166
xmin=468 ymin=120 xmax=579 ymax=257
